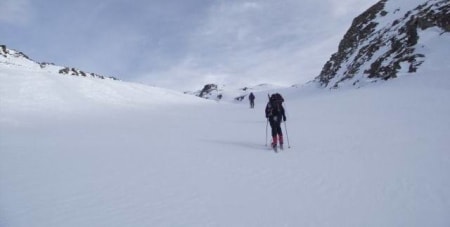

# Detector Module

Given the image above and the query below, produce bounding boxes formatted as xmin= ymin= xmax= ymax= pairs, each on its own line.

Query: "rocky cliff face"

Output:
xmin=315 ymin=0 xmax=449 ymax=88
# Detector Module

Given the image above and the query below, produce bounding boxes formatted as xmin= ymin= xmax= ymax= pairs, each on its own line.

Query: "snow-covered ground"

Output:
xmin=1 ymin=56 xmax=450 ymax=227
xmin=1 ymin=21 xmax=450 ymax=226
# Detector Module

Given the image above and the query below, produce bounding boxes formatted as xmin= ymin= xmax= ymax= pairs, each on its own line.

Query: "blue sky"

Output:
xmin=1 ymin=0 xmax=377 ymax=90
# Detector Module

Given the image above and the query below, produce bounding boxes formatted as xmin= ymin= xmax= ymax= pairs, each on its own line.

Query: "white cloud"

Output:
xmin=0 ymin=0 xmax=33 ymax=26
xmin=143 ymin=0 xmax=375 ymax=91
xmin=328 ymin=0 xmax=378 ymax=18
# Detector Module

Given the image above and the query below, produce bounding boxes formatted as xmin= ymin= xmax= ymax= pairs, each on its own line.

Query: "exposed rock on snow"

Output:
xmin=186 ymin=83 xmax=286 ymax=102
xmin=0 ymin=45 xmax=118 ymax=81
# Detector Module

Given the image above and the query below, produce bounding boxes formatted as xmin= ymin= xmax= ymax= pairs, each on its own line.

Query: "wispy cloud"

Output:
xmin=328 ymin=0 xmax=374 ymax=17
xmin=0 ymin=0 xmax=33 ymax=26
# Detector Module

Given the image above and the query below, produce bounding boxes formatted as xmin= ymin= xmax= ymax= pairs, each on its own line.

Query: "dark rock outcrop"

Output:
xmin=58 ymin=67 xmax=118 ymax=80
xmin=199 ymin=84 xmax=219 ymax=98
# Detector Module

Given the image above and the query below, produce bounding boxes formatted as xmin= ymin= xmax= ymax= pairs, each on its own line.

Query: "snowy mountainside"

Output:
xmin=315 ymin=0 xmax=449 ymax=88
xmin=0 ymin=45 xmax=206 ymax=115
xmin=1 ymin=39 xmax=450 ymax=226
xmin=1 ymin=45 xmax=119 ymax=81
xmin=1 ymin=59 xmax=450 ymax=226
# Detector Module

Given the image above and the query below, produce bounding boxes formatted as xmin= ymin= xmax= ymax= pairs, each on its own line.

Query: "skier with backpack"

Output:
xmin=265 ymin=93 xmax=286 ymax=151
xmin=249 ymin=92 xmax=255 ymax=108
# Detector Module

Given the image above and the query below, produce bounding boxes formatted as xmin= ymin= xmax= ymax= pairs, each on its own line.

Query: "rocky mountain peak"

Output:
xmin=315 ymin=0 xmax=449 ymax=89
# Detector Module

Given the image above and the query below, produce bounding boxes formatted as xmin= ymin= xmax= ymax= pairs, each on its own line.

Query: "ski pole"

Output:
xmin=265 ymin=119 xmax=269 ymax=146
xmin=284 ymin=121 xmax=291 ymax=148
xmin=281 ymin=98 xmax=290 ymax=148
xmin=265 ymin=93 xmax=270 ymax=147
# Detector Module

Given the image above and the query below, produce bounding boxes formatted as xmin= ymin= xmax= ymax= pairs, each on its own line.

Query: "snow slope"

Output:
xmin=0 ymin=62 xmax=203 ymax=117
xmin=1 ymin=60 xmax=450 ymax=227
xmin=1 ymin=30 xmax=450 ymax=226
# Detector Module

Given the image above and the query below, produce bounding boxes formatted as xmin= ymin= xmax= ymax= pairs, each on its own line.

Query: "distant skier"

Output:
xmin=265 ymin=93 xmax=286 ymax=151
xmin=249 ymin=92 xmax=255 ymax=108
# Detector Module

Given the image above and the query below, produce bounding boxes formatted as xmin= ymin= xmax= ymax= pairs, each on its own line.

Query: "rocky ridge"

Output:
xmin=0 ymin=45 xmax=118 ymax=81
xmin=315 ymin=0 xmax=449 ymax=88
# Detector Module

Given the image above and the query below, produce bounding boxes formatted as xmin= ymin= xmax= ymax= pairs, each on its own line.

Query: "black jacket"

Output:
xmin=265 ymin=101 xmax=286 ymax=122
